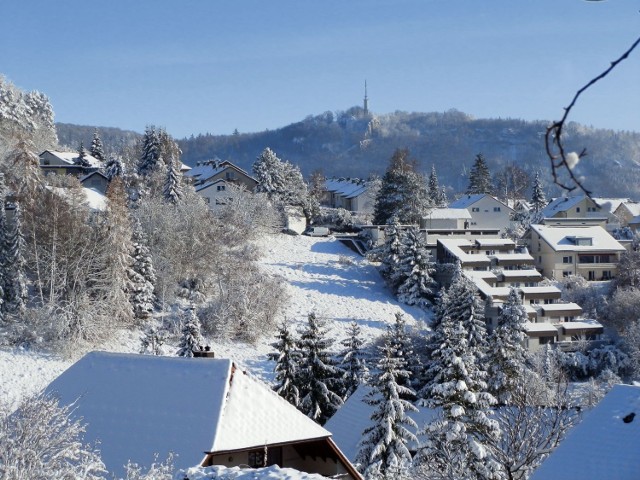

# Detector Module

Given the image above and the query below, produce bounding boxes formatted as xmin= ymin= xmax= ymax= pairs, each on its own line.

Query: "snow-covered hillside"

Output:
xmin=0 ymin=233 xmax=430 ymax=407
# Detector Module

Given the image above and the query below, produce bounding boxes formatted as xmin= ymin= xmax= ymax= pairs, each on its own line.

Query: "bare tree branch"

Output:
xmin=545 ymin=34 xmax=640 ymax=196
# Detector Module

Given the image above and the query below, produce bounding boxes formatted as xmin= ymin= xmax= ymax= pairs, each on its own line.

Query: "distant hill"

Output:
xmin=55 ymin=123 xmax=141 ymax=156
xmin=57 ymin=107 xmax=640 ymax=198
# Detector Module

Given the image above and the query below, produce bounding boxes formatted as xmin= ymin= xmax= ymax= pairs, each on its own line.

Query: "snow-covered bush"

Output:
xmin=556 ymin=343 xmax=630 ymax=379
xmin=0 ymin=393 xmax=106 ymax=479
xmin=199 ymin=271 xmax=288 ymax=343
xmin=557 ymin=275 xmax=608 ymax=318
xmin=179 ymin=465 xmax=329 ymax=480
xmin=120 ymin=453 xmax=174 ymax=480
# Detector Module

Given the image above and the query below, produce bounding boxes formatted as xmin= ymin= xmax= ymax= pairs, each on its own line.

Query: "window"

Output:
xmin=538 ymin=256 xmax=542 ymax=263
xmin=540 ymin=336 xmax=555 ymax=345
xmin=587 ymin=207 xmax=597 ymax=212
xmin=563 ymin=271 xmax=571 ymax=277
xmin=216 ymin=185 xmax=226 ymax=191
xmin=588 ymin=271 xmax=595 ymax=281
xmin=472 ymin=207 xmax=480 ymax=212
xmin=225 ymin=171 xmax=236 ymax=180
xmin=204 ymin=197 xmax=210 ymax=204
xmin=562 ymin=256 xmax=573 ymax=264
xmin=576 ymin=207 xmax=581 ymax=213
xmin=248 ymin=450 xmax=265 ymax=468
xmin=493 ymin=207 xmax=501 ymax=212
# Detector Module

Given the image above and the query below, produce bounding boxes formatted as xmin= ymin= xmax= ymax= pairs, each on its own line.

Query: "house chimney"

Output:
xmin=193 ymin=345 xmax=215 ymax=358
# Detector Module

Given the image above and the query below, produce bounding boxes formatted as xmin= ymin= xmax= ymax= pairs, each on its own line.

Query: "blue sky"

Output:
xmin=1 ymin=0 xmax=639 ymax=138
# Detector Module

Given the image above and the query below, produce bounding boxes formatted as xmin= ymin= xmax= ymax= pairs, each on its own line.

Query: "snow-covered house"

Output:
xmin=525 ymin=224 xmax=626 ymax=281
xmin=323 ymin=178 xmax=377 ymax=214
xmin=186 ymin=160 xmax=259 ymax=209
xmin=541 ymin=195 xmax=605 ymax=220
xmin=436 ymin=238 xmax=604 ymax=352
xmin=531 ymin=384 xmax=640 ymax=480
xmin=39 ymin=150 xmax=103 ymax=176
xmin=420 ymin=208 xmax=472 ymax=230
xmin=449 ymin=194 xmax=514 ymax=232
xmin=45 ymin=352 xmax=361 ymax=479
xmin=79 ymin=171 xmax=110 ymax=194
xmin=613 ymin=200 xmax=640 ymax=230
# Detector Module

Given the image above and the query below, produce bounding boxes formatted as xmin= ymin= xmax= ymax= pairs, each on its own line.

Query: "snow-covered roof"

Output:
xmin=620 ymin=202 xmax=640 ymax=217
xmin=531 ymin=384 xmax=640 ymax=480
xmin=185 ymin=161 xmax=256 ymax=183
xmin=449 ymin=194 xmax=512 ymax=211
xmin=324 ymin=386 xmax=435 ymax=462
xmin=474 ymin=238 xmax=515 ymax=248
xmin=47 ymin=186 xmax=107 ymax=212
xmin=438 ymin=238 xmax=491 ymax=265
xmin=423 ymin=208 xmax=471 ymax=220
xmin=325 ymin=178 xmax=369 ymax=199
xmin=531 ymin=224 xmax=625 ymax=252
xmin=41 ymin=150 xmax=103 ymax=168
xmin=593 ymin=197 xmax=629 ymax=214
xmin=493 ymin=253 xmax=534 ymax=262
xmin=45 ymin=352 xmax=330 ymax=477
xmin=561 ymin=320 xmax=603 ymax=331
xmin=541 ymin=195 xmax=589 ymax=217
xmin=539 ymin=302 xmax=583 ymax=314
xmin=499 ymin=270 xmax=542 ymax=279
xmin=520 ymin=286 xmax=562 ymax=295
xmin=524 ymin=322 xmax=558 ymax=334
xmin=195 ymin=178 xmax=225 ymax=192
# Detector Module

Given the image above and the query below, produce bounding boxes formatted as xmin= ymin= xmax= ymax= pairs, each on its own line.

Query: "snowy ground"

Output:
xmin=0 ymin=233 xmax=430 ymax=407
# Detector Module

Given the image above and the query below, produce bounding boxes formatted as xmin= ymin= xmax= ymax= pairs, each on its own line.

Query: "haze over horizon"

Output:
xmin=2 ymin=0 xmax=640 ymax=139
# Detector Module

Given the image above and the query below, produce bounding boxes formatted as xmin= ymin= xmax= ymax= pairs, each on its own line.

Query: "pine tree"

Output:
xmin=3 ymin=203 xmax=27 ymax=315
xmin=177 ymin=307 xmax=204 ymax=357
xmin=340 ymin=321 xmax=369 ymax=399
xmin=387 ymin=312 xmax=421 ymax=393
xmin=104 ymin=153 xmax=124 ymax=180
xmin=487 ymin=287 xmax=530 ymax=403
xmin=531 ymin=171 xmax=547 ymax=213
xmin=373 ymin=148 xmax=430 ymax=225
xmin=138 ymin=126 xmax=161 ymax=177
xmin=253 ymin=147 xmax=287 ymax=197
xmin=417 ymin=267 xmax=500 ymax=479
xmin=75 ymin=141 xmax=91 ymax=168
xmin=90 ymin=129 xmax=105 ymax=163
xmin=466 ymin=153 xmax=493 ymax=195
xmin=396 ymin=227 xmax=437 ymax=308
xmin=417 ymin=310 xmax=501 ymax=479
xmin=129 ymin=219 xmax=156 ymax=320
xmin=438 ymin=186 xmax=448 ymax=207
xmin=356 ymin=336 xmax=418 ymax=480
xmin=163 ymin=159 xmax=183 ymax=204
xmin=379 ymin=219 xmax=404 ymax=291
xmin=298 ymin=312 xmax=344 ymax=424
xmin=428 ymin=165 xmax=441 ymax=206
xmin=270 ymin=320 xmax=302 ymax=407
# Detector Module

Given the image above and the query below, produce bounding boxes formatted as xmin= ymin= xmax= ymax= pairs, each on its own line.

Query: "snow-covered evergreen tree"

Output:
xmin=75 ymin=141 xmax=91 ymax=168
xmin=270 ymin=320 xmax=302 ymax=407
xmin=139 ymin=323 xmax=166 ymax=355
xmin=129 ymin=219 xmax=156 ymax=320
xmin=298 ymin=312 xmax=344 ymax=424
xmin=373 ymin=148 xmax=431 ymax=225
xmin=177 ymin=307 xmax=204 ymax=357
xmin=379 ymin=219 xmax=404 ymax=291
xmin=428 ymin=165 xmax=447 ymax=207
xmin=386 ymin=312 xmax=422 ymax=393
xmin=90 ymin=129 xmax=105 ymax=163
xmin=417 ymin=307 xmax=501 ymax=480
xmin=395 ymin=227 xmax=437 ymax=308
xmin=3 ymin=202 xmax=27 ymax=315
xmin=531 ymin=171 xmax=547 ymax=213
xmin=487 ymin=287 xmax=530 ymax=403
xmin=356 ymin=336 xmax=418 ymax=480
xmin=163 ymin=159 xmax=183 ymax=204
xmin=0 ymin=174 xmax=6 ymax=318
xmin=138 ymin=126 xmax=162 ymax=177
xmin=339 ymin=320 xmax=369 ymax=399
xmin=466 ymin=153 xmax=493 ymax=195
xmin=253 ymin=147 xmax=286 ymax=196
xmin=104 ymin=153 xmax=125 ymax=180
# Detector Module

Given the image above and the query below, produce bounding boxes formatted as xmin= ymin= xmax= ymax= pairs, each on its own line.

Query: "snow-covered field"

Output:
xmin=0 ymin=233 xmax=430 ymax=407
